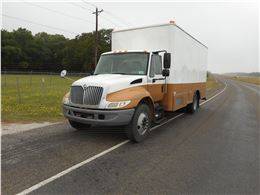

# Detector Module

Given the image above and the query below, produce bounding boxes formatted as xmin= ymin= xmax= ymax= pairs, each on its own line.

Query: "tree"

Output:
xmin=2 ymin=46 xmax=23 ymax=67
xmin=1 ymin=28 xmax=112 ymax=72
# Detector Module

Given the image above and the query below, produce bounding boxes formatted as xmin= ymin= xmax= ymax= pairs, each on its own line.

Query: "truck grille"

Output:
xmin=83 ymin=86 xmax=103 ymax=105
xmin=70 ymin=86 xmax=103 ymax=106
xmin=70 ymin=86 xmax=84 ymax=104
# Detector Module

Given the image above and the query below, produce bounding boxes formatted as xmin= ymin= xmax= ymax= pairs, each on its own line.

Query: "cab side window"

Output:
xmin=150 ymin=54 xmax=162 ymax=77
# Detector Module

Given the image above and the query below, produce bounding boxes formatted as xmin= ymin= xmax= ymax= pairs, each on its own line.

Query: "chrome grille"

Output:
xmin=83 ymin=86 xmax=103 ymax=105
xmin=70 ymin=86 xmax=84 ymax=104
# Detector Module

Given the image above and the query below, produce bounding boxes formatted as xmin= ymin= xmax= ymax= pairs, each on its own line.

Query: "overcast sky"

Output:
xmin=2 ymin=0 xmax=259 ymax=73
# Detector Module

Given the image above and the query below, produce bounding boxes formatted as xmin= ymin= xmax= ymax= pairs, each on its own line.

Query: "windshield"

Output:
xmin=94 ymin=53 xmax=149 ymax=75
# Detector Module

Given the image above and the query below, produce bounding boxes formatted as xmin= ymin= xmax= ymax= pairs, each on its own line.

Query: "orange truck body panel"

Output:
xmin=106 ymin=82 xmax=206 ymax=112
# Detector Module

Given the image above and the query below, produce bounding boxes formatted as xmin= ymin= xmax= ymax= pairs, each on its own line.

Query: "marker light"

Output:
xmin=63 ymin=92 xmax=70 ymax=104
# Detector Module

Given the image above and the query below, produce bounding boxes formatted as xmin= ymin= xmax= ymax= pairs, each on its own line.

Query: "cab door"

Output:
xmin=147 ymin=54 xmax=165 ymax=102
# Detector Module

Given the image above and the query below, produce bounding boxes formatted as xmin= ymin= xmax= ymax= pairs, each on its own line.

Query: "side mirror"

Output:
xmin=162 ymin=69 xmax=170 ymax=77
xmin=163 ymin=53 xmax=171 ymax=69
xmin=60 ymin=70 xmax=67 ymax=78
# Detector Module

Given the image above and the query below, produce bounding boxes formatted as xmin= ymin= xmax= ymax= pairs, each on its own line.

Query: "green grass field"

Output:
xmin=231 ymin=76 xmax=260 ymax=85
xmin=206 ymin=74 xmax=220 ymax=90
xmin=1 ymin=74 xmax=220 ymax=123
xmin=1 ymin=74 xmax=79 ymax=123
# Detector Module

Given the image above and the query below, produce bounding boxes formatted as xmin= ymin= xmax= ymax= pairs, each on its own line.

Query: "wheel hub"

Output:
xmin=137 ymin=113 xmax=149 ymax=135
xmin=193 ymin=96 xmax=198 ymax=110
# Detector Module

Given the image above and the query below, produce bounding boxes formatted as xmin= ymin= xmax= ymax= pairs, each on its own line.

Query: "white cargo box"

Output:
xmin=112 ymin=23 xmax=208 ymax=84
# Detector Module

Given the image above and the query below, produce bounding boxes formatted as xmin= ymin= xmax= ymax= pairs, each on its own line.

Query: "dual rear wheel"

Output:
xmin=187 ymin=93 xmax=200 ymax=113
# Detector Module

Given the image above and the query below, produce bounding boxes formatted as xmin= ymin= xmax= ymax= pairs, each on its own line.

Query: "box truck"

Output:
xmin=62 ymin=21 xmax=208 ymax=142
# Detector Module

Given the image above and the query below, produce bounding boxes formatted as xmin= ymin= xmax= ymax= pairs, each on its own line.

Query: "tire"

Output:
xmin=187 ymin=93 xmax=199 ymax=114
xmin=69 ymin=120 xmax=91 ymax=130
xmin=125 ymin=104 xmax=152 ymax=143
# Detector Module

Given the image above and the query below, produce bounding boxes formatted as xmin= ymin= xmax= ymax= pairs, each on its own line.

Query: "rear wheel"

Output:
xmin=69 ymin=120 xmax=91 ymax=130
xmin=125 ymin=104 xmax=151 ymax=142
xmin=187 ymin=93 xmax=199 ymax=114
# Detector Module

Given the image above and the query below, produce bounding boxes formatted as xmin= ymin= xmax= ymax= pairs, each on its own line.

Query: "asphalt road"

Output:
xmin=2 ymin=77 xmax=259 ymax=195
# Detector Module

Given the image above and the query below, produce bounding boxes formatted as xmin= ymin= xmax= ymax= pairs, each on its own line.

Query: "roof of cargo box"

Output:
xmin=112 ymin=22 xmax=208 ymax=49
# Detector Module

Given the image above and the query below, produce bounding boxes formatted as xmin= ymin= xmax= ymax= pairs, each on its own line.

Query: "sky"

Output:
xmin=2 ymin=0 xmax=259 ymax=73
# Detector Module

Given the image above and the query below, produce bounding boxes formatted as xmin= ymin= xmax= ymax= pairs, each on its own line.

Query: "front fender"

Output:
xmin=106 ymin=86 xmax=153 ymax=109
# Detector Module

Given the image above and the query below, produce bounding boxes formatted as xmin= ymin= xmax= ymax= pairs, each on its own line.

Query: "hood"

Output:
xmin=72 ymin=74 xmax=147 ymax=94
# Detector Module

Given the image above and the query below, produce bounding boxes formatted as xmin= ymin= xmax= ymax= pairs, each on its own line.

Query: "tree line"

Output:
xmin=1 ymin=28 xmax=112 ymax=72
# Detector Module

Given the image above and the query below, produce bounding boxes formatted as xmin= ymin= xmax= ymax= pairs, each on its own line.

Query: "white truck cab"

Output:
xmin=62 ymin=22 xmax=207 ymax=142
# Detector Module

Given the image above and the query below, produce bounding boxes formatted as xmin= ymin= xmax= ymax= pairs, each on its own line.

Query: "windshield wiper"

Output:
xmin=111 ymin=72 xmax=127 ymax=75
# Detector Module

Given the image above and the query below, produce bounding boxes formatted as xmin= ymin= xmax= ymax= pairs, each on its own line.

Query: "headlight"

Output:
xmin=63 ymin=92 xmax=70 ymax=104
xmin=107 ymin=100 xmax=131 ymax=109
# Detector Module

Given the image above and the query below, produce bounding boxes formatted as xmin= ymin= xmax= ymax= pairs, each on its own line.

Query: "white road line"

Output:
xmin=16 ymin=140 xmax=130 ymax=195
xmin=200 ymin=82 xmax=227 ymax=106
xmin=16 ymin=81 xmax=228 ymax=195
xmin=150 ymin=113 xmax=185 ymax=131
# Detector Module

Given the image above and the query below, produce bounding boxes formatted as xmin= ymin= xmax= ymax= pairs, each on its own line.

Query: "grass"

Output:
xmin=2 ymin=74 xmax=220 ymax=123
xmin=206 ymin=74 xmax=220 ymax=90
xmin=1 ymin=74 xmax=79 ymax=123
xmin=231 ymin=76 xmax=260 ymax=85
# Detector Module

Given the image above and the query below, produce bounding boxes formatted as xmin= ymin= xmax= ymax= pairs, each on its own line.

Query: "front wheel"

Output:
xmin=125 ymin=104 xmax=151 ymax=142
xmin=69 ymin=120 xmax=91 ymax=130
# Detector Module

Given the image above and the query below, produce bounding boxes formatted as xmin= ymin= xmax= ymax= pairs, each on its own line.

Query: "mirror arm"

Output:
xmin=163 ymin=75 xmax=168 ymax=93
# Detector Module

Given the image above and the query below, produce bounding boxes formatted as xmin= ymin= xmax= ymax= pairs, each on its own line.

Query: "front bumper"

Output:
xmin=63 ymin=104 xmax=135 ymax=126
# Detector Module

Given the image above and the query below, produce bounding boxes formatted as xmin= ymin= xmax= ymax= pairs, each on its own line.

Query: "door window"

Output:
xmin=149 ymin=54 xmax=162 ymax=77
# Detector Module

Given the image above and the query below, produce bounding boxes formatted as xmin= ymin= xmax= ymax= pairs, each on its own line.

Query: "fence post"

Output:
xmin=49 ymin=72 xmax=52 ymax=88
xmin=41 ymin=77 xmax=45 ymax=97
xmin=16 ymin=77 xmax=22 ymax=103
xmin=4 ymin=71 xmax=7 ymax=88
xmin=30 ymin=71 xmax=33 ymax=89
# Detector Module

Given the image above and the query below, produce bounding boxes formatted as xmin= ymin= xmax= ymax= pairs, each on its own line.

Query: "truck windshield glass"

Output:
xmin=94 ymin=53 xmax=149 ymax=75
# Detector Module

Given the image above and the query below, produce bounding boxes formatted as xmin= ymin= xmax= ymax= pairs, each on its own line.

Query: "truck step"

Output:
xmin=154 ymin=117 xmax=167 ymax=124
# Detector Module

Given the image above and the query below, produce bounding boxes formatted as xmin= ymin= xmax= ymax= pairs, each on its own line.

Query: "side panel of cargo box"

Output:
xmin=163 ymin=25 xmax=207 ymax=111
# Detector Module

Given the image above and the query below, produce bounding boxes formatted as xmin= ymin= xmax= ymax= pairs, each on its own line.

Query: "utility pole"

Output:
xmin=92 ymin=7 xmax=103 ymax=68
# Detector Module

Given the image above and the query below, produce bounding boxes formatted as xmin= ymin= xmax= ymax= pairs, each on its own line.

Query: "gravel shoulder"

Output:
xmin=1 ymin=122 xmax=61 ymax=135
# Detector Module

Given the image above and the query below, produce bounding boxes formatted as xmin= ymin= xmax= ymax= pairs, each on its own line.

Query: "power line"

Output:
xmin=23 ymin=1 xmax=94 ymax=24
xmin=104 ymin=10 xmax=133 ymax=27
xmin=3 ymin=14 xmax=78 ymax=36
xmin=78 ymin=1 xmax=123 ymax=28
xmin=69 ymin=2 xmax=108 ymax=29
xmin=81 ymin=0 xmax=97 ymax=8
xmin=69 ymin=2 xmax=93 ymax=12
xmin=99 ymin=13 xmax=124 ymax=28
xmin=81 ymin=1 xmax=133 ymax=27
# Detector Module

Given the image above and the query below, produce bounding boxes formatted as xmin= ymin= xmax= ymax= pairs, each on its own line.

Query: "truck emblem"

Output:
xmin=83 ymin=84 xmax=88 ymax=90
